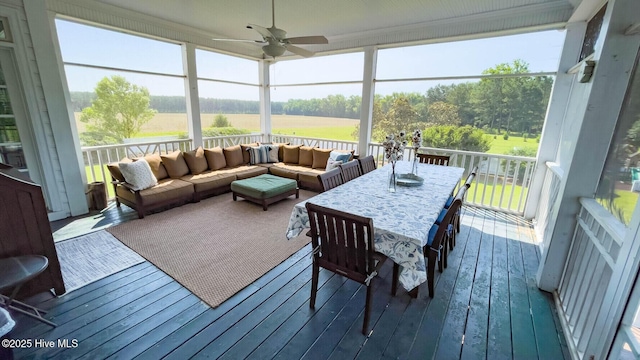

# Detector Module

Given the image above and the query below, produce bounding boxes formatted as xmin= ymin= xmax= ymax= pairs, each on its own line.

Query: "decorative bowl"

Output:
xmin=396 ymin=173 xmax=424 ymax=187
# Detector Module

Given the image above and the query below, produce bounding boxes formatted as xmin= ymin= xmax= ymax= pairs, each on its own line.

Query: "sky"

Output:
xmin=55 ymin=19 xmax=566 ymax=102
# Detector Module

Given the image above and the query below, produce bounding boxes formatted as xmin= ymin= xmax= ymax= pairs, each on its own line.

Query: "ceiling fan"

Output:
xmin=212 ymin=0 xmax=328 ymax=58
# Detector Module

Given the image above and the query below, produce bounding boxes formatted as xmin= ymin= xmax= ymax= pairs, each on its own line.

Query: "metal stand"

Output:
xmin=1 ymin=291 xmax=56 ymax=327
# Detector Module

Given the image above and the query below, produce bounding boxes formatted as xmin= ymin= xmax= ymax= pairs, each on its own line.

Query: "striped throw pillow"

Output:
xmin=249 ymin=145 xmax=270 ymax=165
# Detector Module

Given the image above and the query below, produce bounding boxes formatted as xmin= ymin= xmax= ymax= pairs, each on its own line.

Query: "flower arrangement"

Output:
xmin=382 ymin=131 xmax=408 ymax=164
xmin=411 ymin=129 xmax=422 ymax=151
xmin=411 ymin=129 xmax=422 ymax=175
xmin=383 ymin=131 xmax=408 ymax=192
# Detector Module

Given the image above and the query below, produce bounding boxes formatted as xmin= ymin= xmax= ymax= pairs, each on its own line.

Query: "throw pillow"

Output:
xmin=223 ymin=145 xmax=244 ymax=167
xmin=240 ymin=143 xmax=258 ymax=164
xmin=283 ymin=144 xmax=302 ymax=163
xmin=259 ymin=142 xmax=289 ymax=161
xmin=312 ymin=148 xmax=332 ymax=169
xmin=326 ymin=158 xmax=343 ymax=171
xmin=135 ymin=154 xmax=168 ymax=180
xmin=249 ymin=145 xmax=270 ymax=165
xmin=204 ymin=147 xmax=227 ymax=170
xmin=119 ymin=158 xmax=157 ymax=191
xmin=330 ymin=150 xmax=353 ymax=163
xmin=183 ymin=146 xmax=209 ymax=174
xmin=267 ymin=145 xmax=280 ymax=163
xmin=298 ymin=146 xmax=315 ymax=167
xmin=161 ymin=151 xmax=190 ymax=178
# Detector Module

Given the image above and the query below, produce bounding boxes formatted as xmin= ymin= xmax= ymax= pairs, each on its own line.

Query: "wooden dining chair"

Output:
xmin=317 ymin=167 xmax=344 ymax=192
xmin=358 ymin=155 xmax=377 ymax=174
xmin=423 ymin=194 xmax=462 ymax=298
xmin=306 ymin=202 xmax=399 ymax=335
xmin=339 ymin=160 xmax=363 ymax=182
xmin=417 ymin=153 xmax=450 ymax=166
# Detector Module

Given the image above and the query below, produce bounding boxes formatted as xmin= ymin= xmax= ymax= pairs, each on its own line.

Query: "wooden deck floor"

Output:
xmin=8 ymin=206 xmax=570 ymax=359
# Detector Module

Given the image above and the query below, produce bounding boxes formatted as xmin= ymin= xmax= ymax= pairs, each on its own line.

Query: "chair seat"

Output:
xmin=444 ymin=196 xmax=454 ymax=208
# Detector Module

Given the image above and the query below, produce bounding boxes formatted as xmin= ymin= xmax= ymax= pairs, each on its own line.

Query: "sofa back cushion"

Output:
xmin=283 ymin=144 xmax=302 ymax=164
xmin=224 ymin=145 xmax=244 ymax=167
xmin=204 ymin=147 xmax=227 ymax=170
xmin=132 ymin=154 xmax=168 ymax=180
xmin=161 ymin=151 xmax=190 ymax=178
xmin=183 ymin=146 xmax=209 ymax=174
xmin=299 ymin=146 xmax=315 ymax=167
xmin=119 ymin=158 xmax=158 ymax=191
xmin=106 ymin=158 xmax=132 ymax=182
xmin=312 ymin=148 xmax=332 ymax=169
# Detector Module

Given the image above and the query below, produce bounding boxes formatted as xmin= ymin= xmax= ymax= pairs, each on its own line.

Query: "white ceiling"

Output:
xmin=81 ymin=0 xmax=581 ymax=59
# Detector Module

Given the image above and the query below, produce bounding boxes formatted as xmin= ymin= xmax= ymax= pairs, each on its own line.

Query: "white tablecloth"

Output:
xmin=285 ymin=161 xmax=464 ymax=291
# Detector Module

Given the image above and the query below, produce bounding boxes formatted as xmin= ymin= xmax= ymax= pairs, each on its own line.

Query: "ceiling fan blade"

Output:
xmin=284 ymin=36 xmax=328 ymax=45
xmin=286 ymin=45 xmax=315 ymax=58
xmin=247 ymin=24 xmax=276 ymax=39
xmin=212 ymin=38 xmax=266 ymax=44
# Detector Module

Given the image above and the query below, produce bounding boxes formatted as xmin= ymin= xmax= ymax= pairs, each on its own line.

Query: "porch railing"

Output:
xmin=556 ymin=198 xmax=626 ymax=359
xmin=81 ymin=135 xmax=535 ymax=214
xmin=369 ymin=143 xmax=536 ymax=215
xmin=534 ymin=162 xmax=563 ymax=246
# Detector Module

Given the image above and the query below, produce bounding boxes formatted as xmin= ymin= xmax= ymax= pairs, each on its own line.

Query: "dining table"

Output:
xmin=285 ymin=160 xmax=465 ymax=292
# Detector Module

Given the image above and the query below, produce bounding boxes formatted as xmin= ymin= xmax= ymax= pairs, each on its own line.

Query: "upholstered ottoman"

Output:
xmin=231 ymin=174 xmax=299 ymax=211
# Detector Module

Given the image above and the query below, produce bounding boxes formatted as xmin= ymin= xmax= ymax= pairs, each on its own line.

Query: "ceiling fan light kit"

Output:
xmin=213 ymin=0 xmax=328 ymax=58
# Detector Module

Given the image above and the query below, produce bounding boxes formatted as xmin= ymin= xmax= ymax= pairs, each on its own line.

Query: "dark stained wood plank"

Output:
xmin=320 ymin=261 xmax=398 ymax=360
xmin=78 ymin=291 xmax=203 ymax=359
xmin=108 ymin=298 xmax=210 ymax=359
xmin=355 ymin=293 xmax=412 ymax=359
xmin=246 ymin=276 xmax=355 ymax=360
xmin=520 ymin=229 xmax=565 ymax=360
xmin=135 ymin=246 xmax=313 ymax=360
xmin=487 ymin=212 xmax=513 ymax=360
xmin=507 ymin=219 xmax=538 ymax=359
xmin=218 ymin=269 xmax=335 ymax=360
xmin=380 ymin=206 xmax=475 ymax=360
xmin=188 ymin=265 xmax=326 ymax=359
xmin=162 ymin=253 xmax=316 ymax=359
xmin=460 ymin=212 xmax=494 ymax=360
xmin=405 ymin=207 xmax=482 ymax=359
xmin=433 ymin=214 xmax=483 ymax=359
xmin=55 ymin=286 xmax=191 ymax=359
xmin=15 ymin=276 xmax=177 ymax=358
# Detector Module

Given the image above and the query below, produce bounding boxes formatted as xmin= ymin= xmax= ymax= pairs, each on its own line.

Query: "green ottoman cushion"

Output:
xmin=231 ymin=174 xmax=297 ymax=199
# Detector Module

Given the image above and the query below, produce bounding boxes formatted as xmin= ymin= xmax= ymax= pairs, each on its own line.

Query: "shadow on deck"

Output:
xmin=8 ymin=206 xmax=569 ymax=359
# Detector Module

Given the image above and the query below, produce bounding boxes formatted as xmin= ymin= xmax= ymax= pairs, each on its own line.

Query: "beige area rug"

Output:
xmin=107 ymin=190 xmax=312 ymax=308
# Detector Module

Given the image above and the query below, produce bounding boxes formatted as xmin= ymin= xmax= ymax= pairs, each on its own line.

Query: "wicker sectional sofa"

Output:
xmin=107 ymin=142 xmax=353 ymax=218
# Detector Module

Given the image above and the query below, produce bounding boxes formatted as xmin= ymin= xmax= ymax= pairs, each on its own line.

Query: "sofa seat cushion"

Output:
xmin=180 ymin=171 xmax=236 ymax=193
xmin=267 ymin=163 xmax=307 ymax=180
xmin=117 ymin=178 xmax=193 ymax=206
xmin=231 ymin=165 xmax=269 ymax=180
xmin=298 ymin=169 xmax=325 ymax=186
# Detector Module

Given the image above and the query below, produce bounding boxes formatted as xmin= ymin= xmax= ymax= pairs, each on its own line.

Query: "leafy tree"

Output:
xmin=80 ymin=76 xmax=156 ymax=144
xmin=213 ymin=114 xmax=231 ymax=127
xmin=427 ymin=101 xmax=461 ymax=126
xmin=422 ymin=125 xmax=492 ymax=152
xmin=372 ymin=96 xmax=420 ymax=142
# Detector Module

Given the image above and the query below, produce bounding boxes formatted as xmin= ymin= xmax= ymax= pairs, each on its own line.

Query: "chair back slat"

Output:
xmin=318 ymin=167 xmax=344 ymax=192
xmin=417 ymin=154 xmax=450 ymax=166
xmin=306 ymin=203 xmax=373 ymax=282
xmin=339 ymin=160 xmax=363 ymax=182
xmin=358 ymin=155 xmax=377 ymax=174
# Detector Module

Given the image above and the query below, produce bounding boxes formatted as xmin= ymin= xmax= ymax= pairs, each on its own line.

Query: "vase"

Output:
xmin=388 ymin=163 xmax=397 ymax=192
xmin=411 ymin=154 xmax=419 ymax=176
